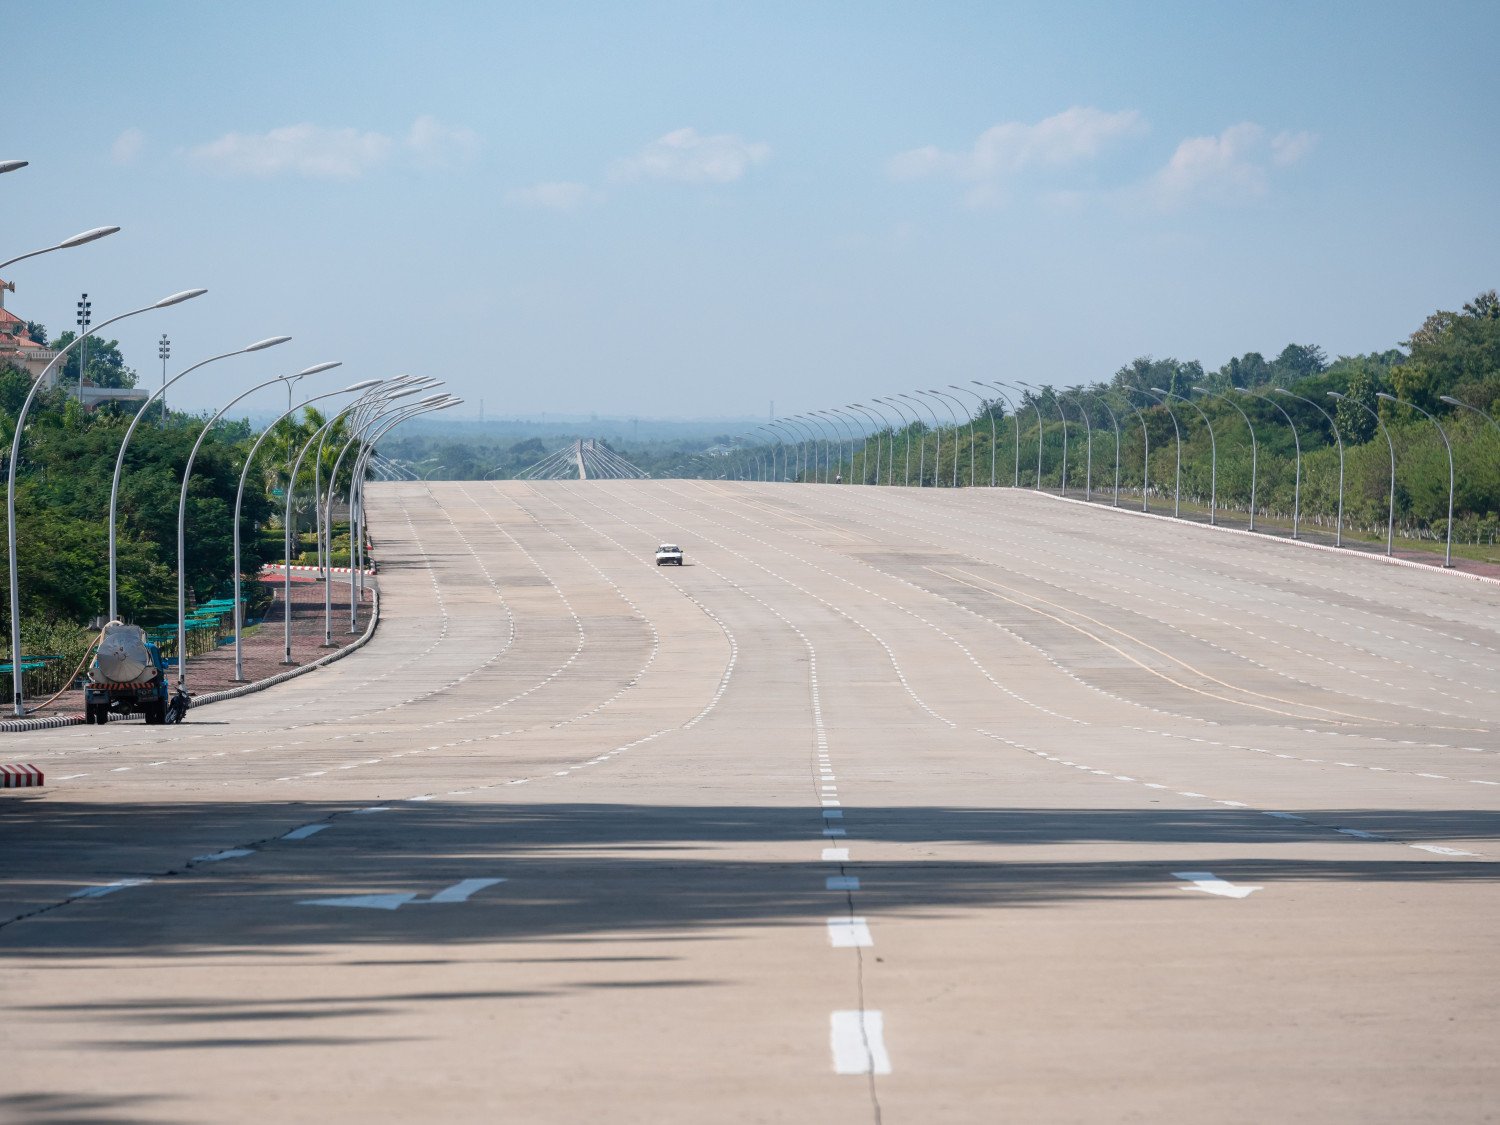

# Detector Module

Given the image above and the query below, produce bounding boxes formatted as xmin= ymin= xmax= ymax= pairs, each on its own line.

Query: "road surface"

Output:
xmin=2 ymin=480 xmax=1497 ymax=1123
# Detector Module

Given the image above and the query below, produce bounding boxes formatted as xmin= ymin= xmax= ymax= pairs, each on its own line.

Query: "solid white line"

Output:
xmin=830 ymin=1010 xmax=891 ymax=1075
xmin=826 ymin=917 xmax=873 ymax=947
xmin=283 ymin=824 xmax=331 ymax=841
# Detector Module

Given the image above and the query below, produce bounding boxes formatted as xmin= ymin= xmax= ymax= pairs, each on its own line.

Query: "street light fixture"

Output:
xmin=1440 ymin=395 xmax=1500 ymax=435
xmin=948 ymin=385 xmax=989 ymax=488
xmin=900 ymin=393 xmax=942 ymax=486
xmin=847 ymin=404 xmax=884 ymax=486
xmin=874 ymin=397 xmax=916 ymax=487
xmin=1154 ymin=386 xmax=1217 ymax=524
xmin=1196 ymin=386 xmax=1258 ymax=531
xmin=928 ymin=388 xmax=968 ymax=488
xmin=109 ymin=335 xmax=293 ymax=621
xmin=1329 ymin=391 xmax=1395 ymax=555
xmin=231 ymin=380 xmax=375 ymax=680
xmin=977 ymin=381 xmax=1022 ymax=488
xmin=1136 ymin=387 xmax=1180 ymax=517
xmin=1379 ymin=391 xmax=1456 ymax=567
xmin=175 ymin=363 xmax=345 ymax=688
xmin=1255 ymin=389 xmax=1303 ymax=539
xmin=1081 ymin=392 xmax=1122 ymax=507
xmin=157 ymin=334 xmax=170 ymax=427
xmin=0 ymin=225 xmax=119 ymax=272
xmin=321 ymin=384 xmax=442 ymax=643
xmin=1062 ymin=393 xmax=1093 ymax=501
xmin=1000 ymin=383 xmax=1044 ymax=489
xmin=1030 ymin=386 xmax=1068 ymax=496
xmin=1276 ymin=387 xmax=1345 ymax=547
xmin=7 ymin=286 xmax=207 ymax=715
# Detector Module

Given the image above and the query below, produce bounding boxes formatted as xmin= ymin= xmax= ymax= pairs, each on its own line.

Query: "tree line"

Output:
xmin=724 ymin=291 xmax=1500 ymax=551
xmin=0 ymin=360 xmax=359 ymax=676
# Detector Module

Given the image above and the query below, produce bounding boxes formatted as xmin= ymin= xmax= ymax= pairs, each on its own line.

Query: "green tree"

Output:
xmin=1336 ymin=362 xmax=1379 ymax=444
xmin=48 ymin=331 xmax=137 ymax=389
xmin=1271 ymin=343 xmax=1327 ymax=383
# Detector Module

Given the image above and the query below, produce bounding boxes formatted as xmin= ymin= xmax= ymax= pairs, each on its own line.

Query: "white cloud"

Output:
xmin=187 ymin=116 xmax=481 ymax=178
xmin=406 ymin=115 xmax=480 ymax=168
xmin=189 ymin=123 xmax=394 ymax=178
xmin=889 ymin=106 xmax=1147 ymax=204
xmin=1151 ymin=122 xmax=1315 ymax=207
xmin=111 ymin=127 xmax=145 ymax=165
xmin=1270 ymin=129 xmax=1318 ymax=166
xmin=611 ymin=127 xmax=770 ymax=185
xmin=506 ymin=181 xmax=598 ymax=211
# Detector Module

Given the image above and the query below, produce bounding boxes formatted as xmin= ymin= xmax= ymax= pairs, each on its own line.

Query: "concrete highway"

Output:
xmin=2 ymin=480 xmax=1497 ymax=1123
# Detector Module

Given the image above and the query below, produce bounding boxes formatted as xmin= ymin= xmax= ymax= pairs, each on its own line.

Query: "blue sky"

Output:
xmin=5 ymin=1 xmax=1497 ymax=421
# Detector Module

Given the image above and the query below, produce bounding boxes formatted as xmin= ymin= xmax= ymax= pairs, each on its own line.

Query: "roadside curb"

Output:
xmin=0 ymin=585 xmax=381 ymax=733
xmin=1039 ymin=491 xmax=1500 ymax=588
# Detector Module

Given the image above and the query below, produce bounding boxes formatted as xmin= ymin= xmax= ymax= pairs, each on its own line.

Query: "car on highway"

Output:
xmin=655 ymin=543 xmax=684 ymax=566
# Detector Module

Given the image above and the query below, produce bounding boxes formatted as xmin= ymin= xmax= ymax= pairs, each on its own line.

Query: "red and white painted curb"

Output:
xmin=0 ymin=763 xmax=44 ymax=787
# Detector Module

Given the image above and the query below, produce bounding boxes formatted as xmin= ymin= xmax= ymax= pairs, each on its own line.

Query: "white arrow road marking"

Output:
xmin=1411 ymin=844 xmax=1479 ymax=857
xmin=301 ymin=893 xmax=419 ymax=911
xmin=1172 ymin=871 xmax=1262 ymax=899
xmin=830 ymin=1010 xmax=891 ymax=1074
xmin=300 ymin=879 xmax=507 ymax=911
xmin=826 ymin=917 xmax=873 ymax=947
xmin=422 ymin=878 xmax=506 ymax=904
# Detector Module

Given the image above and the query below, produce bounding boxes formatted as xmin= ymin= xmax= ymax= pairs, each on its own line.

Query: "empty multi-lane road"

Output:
xmin=2 ymin=480 xmax=1497 ymax=1123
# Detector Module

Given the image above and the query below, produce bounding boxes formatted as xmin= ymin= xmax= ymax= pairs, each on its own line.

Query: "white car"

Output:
xmin=655 ymin=543 xmax=684 ymax=566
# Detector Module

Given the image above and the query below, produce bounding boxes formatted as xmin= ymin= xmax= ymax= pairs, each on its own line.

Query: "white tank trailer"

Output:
xmin=84 ymin=622 xmax=170 ymax=724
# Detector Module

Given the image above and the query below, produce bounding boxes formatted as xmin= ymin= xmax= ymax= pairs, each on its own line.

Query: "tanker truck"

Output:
xmin=84 ymin=622 xmax=171 ymax=725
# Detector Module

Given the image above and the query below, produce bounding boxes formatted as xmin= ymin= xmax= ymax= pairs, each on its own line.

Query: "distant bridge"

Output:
xmin=518 ymin=439 xmax=647 ymax=481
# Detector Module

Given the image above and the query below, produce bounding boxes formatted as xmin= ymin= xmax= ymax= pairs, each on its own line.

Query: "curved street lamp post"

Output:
xmin=1136 ymin=388 xmax=1180 ymax=517
xmin=1256 ymin=391 xmax=1303 ymax=539
xmin=978 ymin=382 xmax=1022 ymax=487
xmin=174 ymin=362 xmax=344 ymax=688
xmin=1195 ymin=387 xmax=1258 ymax=531
xmin=109 ymin=335 xmax=292 ymax=621
xmin=1277 ymin=387 xmax=1345 ymax=547
xmin=1379 ymin=392 xmax=1456 ymax=567
xmin=1083 ymin=392 xmax=1123 ymax=507
xmin=231 ymin=382 xmax=383 ymax=680
xmin=925 ymin=389 xmax=965 ymax=488
xmin=900 ymin=393 xmax=942 ymax=486
xmin=8 ymin=287 xmax=205 ymax=714
xmin=1328 ymin=392 xmax=1395 ymax=555
xmin=1154 ymin=387 xmax=1216 ymax=524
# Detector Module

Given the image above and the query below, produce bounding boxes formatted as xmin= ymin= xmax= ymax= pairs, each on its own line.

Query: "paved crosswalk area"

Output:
xmin=1 ymin=480 xmax=1496 ymax=1123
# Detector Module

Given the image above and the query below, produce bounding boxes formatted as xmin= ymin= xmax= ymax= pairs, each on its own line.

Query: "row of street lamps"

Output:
xmin=735 ymin=378 xmax=1497 ymax=570
xmin=3 ymin=159 xmax=460 ymax=713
